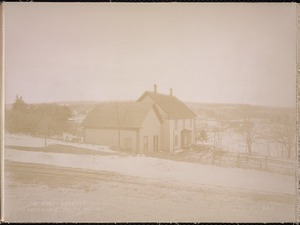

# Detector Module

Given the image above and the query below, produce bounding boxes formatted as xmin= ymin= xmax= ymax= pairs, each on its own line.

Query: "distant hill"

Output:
xmin=185 ymin=102 xmax=295 ymax=121
xmin=5 ymin=100 xmax=295 ymax=121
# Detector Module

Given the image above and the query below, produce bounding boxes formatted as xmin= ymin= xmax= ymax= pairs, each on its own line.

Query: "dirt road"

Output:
xmin=4 ymin=160 xmax=296 ymax=222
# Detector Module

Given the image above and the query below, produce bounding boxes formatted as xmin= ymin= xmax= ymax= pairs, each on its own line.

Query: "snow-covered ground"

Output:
xmin=5 ymin=133 xmax=115 ymax=154
xmin=5 ymin=161 xmax=295 ymax=222
xmin=5 ymin=135 xmax=296 ymax=222
xmin=5 ymin=134 xmax=295 ymax=195
xmin=5 ymin=148 xmax=295 ymax=195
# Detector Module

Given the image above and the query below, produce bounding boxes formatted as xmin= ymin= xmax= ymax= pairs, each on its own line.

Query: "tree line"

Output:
xmin=6 ymin=95 xmax=73 ymax=137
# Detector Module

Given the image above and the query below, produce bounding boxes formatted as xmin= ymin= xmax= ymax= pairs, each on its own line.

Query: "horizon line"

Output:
xmin=4 ymin=98 xmax=296 ymax=109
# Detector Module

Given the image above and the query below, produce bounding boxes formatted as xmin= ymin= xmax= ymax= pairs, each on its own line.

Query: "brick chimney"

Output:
xmin=170 ymin=88 xmax=173 ymax=96
xmin=154 ymin=84 xmax=157 ymax=93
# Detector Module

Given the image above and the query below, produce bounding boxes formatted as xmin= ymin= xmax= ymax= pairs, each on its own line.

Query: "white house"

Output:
xmin=82 ymin=85 xmax=197 ymax=153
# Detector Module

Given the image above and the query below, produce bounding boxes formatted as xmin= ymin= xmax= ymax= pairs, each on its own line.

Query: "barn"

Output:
xmin=82 ymin=101 xmax=163 ymax=153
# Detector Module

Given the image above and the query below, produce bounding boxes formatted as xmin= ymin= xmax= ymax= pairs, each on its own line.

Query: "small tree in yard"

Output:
xmin=237 ymin=118 xmax=257 ymax=155
xmin=197 ymin=129 xmax=208 ymax=144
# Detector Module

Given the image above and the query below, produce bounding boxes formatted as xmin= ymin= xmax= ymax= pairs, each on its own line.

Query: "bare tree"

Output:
xmin=271 ymin=116 xmax=295 ymax=159
xmin=237 ymin=118 xmax=256 ymax=155
xmin=212 ymin=117 xmax=224 ymax=151
xmin=208 ymin=118 xmax=226 ymax=165
xmin=213 ymin=127 xmax=221 ymax=151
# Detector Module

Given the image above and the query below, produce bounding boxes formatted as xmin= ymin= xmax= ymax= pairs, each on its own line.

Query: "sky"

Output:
xmin=4 ymin=3 xmax=297 ymax=107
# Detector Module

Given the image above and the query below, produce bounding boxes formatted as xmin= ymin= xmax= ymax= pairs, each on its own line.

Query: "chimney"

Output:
xmin=154 ymin=84 xmax=157 ymax=93
xmin=170 ymin=88 xmax=173 ymax=96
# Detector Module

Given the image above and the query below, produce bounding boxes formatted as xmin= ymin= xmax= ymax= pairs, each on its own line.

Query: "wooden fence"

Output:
xmin=191 ymin=145 xmax=295 ymax=175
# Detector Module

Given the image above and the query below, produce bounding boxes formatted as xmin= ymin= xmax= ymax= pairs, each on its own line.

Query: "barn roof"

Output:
xmin=82 ymin=102 xmax=163 ymax=129
xmin=137 ymin=91 xmax=196 ymax=119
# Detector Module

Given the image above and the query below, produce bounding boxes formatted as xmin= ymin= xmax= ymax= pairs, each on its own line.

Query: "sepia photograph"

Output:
xmin=2 ymin=2 xmax=298 ymax=222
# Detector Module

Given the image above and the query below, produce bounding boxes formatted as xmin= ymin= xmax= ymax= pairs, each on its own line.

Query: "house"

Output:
xmin=137 ymin=85 xmax=197 ymax=152
xmin=82 ymin=85 xmax=197 ymax=153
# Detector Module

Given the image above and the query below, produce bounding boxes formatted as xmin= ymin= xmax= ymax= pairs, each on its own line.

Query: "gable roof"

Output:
xmin=137 ymin=91 xmax=197 ymax=119
xmin=82 ymin=101 xmax=163 ymax=129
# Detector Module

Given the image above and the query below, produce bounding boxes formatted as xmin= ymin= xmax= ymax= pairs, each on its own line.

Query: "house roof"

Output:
xmin=137 ymin=91 xmax=197 ymax=119
xmin=82 ymin=101 xmax=163 ymax=129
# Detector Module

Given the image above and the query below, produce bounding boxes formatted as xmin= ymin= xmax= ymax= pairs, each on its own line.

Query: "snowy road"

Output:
xmin=4 ymin=160 xmax=296 ymax=222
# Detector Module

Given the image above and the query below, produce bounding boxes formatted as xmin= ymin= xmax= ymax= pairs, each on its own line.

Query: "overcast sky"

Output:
xmin=4 ymin=3 xmax=297 ymax=107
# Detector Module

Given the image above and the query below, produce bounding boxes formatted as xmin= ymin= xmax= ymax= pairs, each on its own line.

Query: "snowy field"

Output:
xmin=204 ymin=131 xmax=285 ymax=158
xmin=3 ymin=134 xmax=297 ymax=222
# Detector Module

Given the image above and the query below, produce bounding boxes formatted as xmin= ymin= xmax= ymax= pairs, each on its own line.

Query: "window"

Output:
xmin=144 ymin=136 xmax=148 ymax=151
xmin=175 ymin=120 xmax=178 ymax=130
xmin=153 ymin=136 xmax=158 ymax=152
xmin=175 ymin=135 xmax=178 ymax=146
xmin=190 ymin=119 xmax=193 ymax=128
xmin=183 ymin=119 xmax=185 ymax=129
